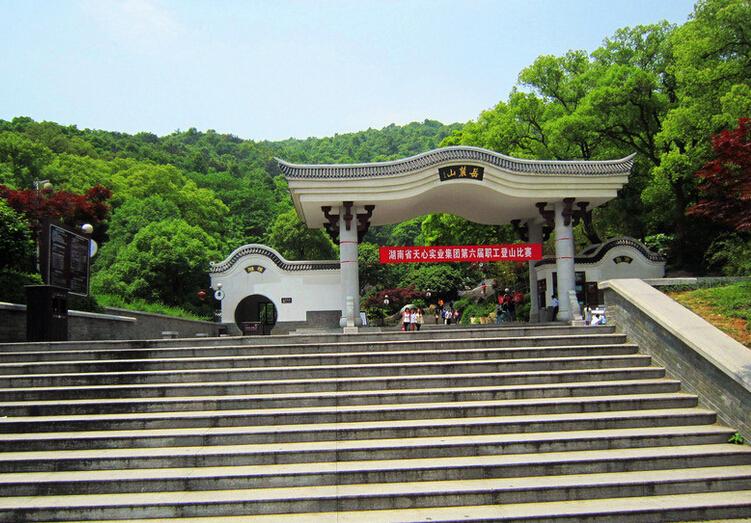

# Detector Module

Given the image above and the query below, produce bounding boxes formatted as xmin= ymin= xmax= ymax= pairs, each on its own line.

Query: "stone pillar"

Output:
xmin=554 ymin=200 xmax=576 ymax=321
xmin=339 ymin=204 xmax=361 ymax=330
xmin=526 ymin=219 xmax=543 ymax=323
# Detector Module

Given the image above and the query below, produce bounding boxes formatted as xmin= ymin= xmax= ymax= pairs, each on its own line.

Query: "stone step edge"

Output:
xmin=0 ymin=392 xmax=697 ymax=423
xmin=2 ymin=443 xmax=748 ymax=481
xmin=0 ymin=426 xmax=735 ymax=462
xmin=0 ymin=408 xmax=717 ymax=442
xmin=0 ymin=366 xmax=665 ymax=394
xmin=0 ymin=329 xmax=621 ymax=355
xmin=72 ymin=490 xmax=751 ymax=523
xmin=1 ymin=465 xmax=749 ymax=509
xmin=0 ymin=354 xmax=653 ymax=381
xmin=0 ymin=345 xmax=639 ymax=372
xmin=0 ymin=379 xmax=681 ymax=409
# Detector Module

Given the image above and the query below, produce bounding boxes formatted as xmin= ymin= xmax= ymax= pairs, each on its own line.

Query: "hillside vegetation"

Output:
xmin=1 ymin=0 xmax=749 ymax=318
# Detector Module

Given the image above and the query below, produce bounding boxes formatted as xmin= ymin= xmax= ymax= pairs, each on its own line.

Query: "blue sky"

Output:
xmin=1 ymin=0 xmax=695 ymax=141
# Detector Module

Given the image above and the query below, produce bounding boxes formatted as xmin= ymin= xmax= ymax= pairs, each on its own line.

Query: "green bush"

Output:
xmin=95 ymin=293 xmax=210 ymax=321
xmin=704 ymin=235 xmax=751 ymax=276
xmin=0 ymin=269 xmax=42 ymax=304
xmin=457 ymin=301 xmax=495 ymax=325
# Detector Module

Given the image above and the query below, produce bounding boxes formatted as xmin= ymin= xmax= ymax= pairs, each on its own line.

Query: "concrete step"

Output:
xmin=0 ymin=366 xmax=668 ymax=401
xmin=72 ymin=490 xmax=751 ymax=522
xmin=1 ymin=323 xmax=747 ymax=521
xmin=0 ymin=379 xmax=682 ymax=416
xmin=0 ymin=393 xmax=699 ymax=433
xmin=0 ymin=408 xmax=719 ymax=451
xmin=2 ymin=444 xmax=750 ymax=495
xmin=0 ymin=354 xmax=654 ymax=387
xmin=0 ymin=427 xmax=736 ymax=473
xmin=0 ymin=325 xmax=617 ymax=353
xmin=0 ymin=342 xmax=637 ymax=375
xmin=0 ymin=333 xmax=628 ymax=362
xmin=3 ymin=466 xmax=750 ymax=520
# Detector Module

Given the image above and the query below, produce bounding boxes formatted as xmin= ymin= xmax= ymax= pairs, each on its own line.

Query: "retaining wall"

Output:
xmin=600 ymin=278 xmax=751 ymax=440
xmin=0 ymin=302 xmax=221 ymax=342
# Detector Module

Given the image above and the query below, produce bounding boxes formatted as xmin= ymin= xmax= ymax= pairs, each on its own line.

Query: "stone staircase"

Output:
xmin=0 ymin=325 xmax=749 ymax=522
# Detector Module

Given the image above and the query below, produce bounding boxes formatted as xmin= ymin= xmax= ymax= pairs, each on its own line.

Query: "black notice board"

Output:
xmin=39 ymin=222 xmax=91 ymax=296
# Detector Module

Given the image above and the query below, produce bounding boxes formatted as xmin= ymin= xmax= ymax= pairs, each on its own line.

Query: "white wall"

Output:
xmin=536 ymin=238 xmax=665 ymax=305
xmin=209 ymin=245 xmax=341 ymax=326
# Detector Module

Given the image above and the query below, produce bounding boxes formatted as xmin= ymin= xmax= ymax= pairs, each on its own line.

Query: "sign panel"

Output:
xmin=245 ymin=265 xmax=266 ymax=273
xmin=379 ymin=244 xmax=543 ymax=264
xmin=39 ymin=222 xmax=91 ymax=296
xmin=438 ymin=165 xmax=484 ymax=182
xmin=281 ymin=297 xmax=293 ymax=304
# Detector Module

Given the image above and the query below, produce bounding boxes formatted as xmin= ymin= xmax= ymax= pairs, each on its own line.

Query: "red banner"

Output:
xmin=379 ymin=244 xmax=543 ymax=264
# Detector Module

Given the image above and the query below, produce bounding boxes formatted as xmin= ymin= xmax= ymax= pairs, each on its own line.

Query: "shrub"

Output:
xmin=0 ymin=269 xmax=42 ymax=304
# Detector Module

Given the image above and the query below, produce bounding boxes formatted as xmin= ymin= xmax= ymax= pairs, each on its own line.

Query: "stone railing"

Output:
xmin=600 ymin=278 xmax=751 ymax=439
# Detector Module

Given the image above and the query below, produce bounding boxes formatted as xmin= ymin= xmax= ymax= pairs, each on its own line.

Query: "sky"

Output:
xmin=1 ymin=0 xmax=696 ymax=141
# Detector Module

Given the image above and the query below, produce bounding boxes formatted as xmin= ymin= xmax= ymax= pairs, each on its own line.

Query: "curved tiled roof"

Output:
xmin=535 ymin=237 xmax=665 ymax=268
xmin=278 ymin=146 xmax=636 ymax=179
xmin=210 ymin=245 xmax=339 ymax=274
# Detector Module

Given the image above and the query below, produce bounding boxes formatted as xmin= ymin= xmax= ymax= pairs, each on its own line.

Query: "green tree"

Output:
xmin=92 ymin=219 xmax=221 ymax=308
xmin=398 ymin=264 xmax=466 ymax=297
xmin=266 ymin=209 xmax=337 ymax=260
xmin=0 ymin=132 xmax=53 ymax=188
xmin=653 ymin=0 xmax=751 ymax=267
xmin=0 ymin=199 xmax=34 ymax=271
xmin=358 ymin=242 xmax=406 ymax=294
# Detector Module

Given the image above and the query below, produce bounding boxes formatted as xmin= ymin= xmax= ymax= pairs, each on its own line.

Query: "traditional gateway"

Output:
xmin=212 ymin=146 xmax=655 ymax=333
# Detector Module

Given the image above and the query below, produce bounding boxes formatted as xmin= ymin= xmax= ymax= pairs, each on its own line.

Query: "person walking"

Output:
xmin=402 ymin=308 xmax=411 ymax=331
xmin=415 ymin=308 xmax=424 ymax=331
xmin=502 ymin=289 xmax=514 ymax=321
xmin=551 ymin=295 xmax=559 ymax=321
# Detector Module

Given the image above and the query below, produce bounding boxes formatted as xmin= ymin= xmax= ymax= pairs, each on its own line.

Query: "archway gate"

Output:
xmin=278 ymin=146 xmax=634 ymax=329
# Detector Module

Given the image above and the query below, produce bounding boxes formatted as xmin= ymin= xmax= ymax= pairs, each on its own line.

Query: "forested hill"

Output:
xmin=0 ymin=116 xmax=459 ymax=246
xmin=0 ymin=116 xmax=461 ymax=312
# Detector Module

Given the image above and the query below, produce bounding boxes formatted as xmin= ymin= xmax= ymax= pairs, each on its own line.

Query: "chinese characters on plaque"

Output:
xmin=379 ymin=244 xmax=542 ymax=264
xmin=438 ymin=165 xmax=484 ymax=182
xmin=39 ymin=222 xmax=91 ymax=296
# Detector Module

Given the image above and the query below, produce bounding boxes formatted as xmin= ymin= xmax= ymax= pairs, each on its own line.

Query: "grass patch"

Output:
xmin=667 ymin=281 xmax=751 ymax=348
xmin=95 ymin=294 xmax=210 ymax=321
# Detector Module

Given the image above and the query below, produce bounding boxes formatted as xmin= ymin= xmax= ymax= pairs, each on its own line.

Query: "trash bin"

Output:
xmin=241 ymin=321 xmax=263 ymax=335
xmin=25 ymin=285 xmax=69 ymax=342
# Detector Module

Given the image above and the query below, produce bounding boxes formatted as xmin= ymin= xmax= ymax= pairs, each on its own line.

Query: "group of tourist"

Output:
xmin=400 ymin=302 xmax=464 ymax=331
xmin=436 ymin=300 xmax=461 ymax=325
xmin=401 ymin=307 xmax=424 ymax=331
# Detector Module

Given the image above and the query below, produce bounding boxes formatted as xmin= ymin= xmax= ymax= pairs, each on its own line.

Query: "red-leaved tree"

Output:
xmin=687 ymin=118 xmax=751 ymax=232
xmin=0 ymin=184 xmax=112 ymax=233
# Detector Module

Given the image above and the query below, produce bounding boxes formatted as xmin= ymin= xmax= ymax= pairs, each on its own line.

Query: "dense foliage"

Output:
xmin=0 ymin=0 xmax=749 ymax=315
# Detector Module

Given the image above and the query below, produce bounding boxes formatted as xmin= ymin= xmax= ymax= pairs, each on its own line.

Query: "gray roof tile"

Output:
xmin=278 ymin=146 xmax=636 ymax=179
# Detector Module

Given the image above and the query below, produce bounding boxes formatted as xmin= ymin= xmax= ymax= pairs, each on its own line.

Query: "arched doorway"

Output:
xmin=234 ymin=294 xmax=277 ymax=335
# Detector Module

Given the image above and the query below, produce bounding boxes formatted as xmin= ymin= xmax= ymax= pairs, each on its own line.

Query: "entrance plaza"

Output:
xmin=279 ymin=145 xmax=635 ymax=327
